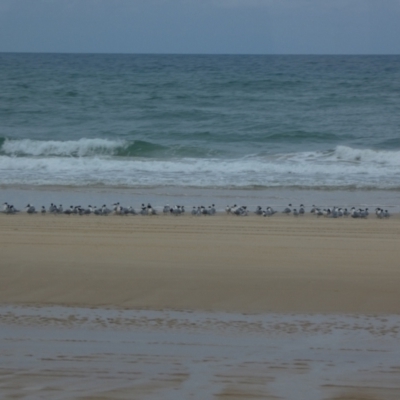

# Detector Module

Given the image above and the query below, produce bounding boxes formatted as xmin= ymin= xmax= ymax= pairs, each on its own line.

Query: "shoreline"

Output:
xmin=2 ymin=185 xmax=400 ymax=213
xmin=1 ymin=213 xmax=399 ymax=314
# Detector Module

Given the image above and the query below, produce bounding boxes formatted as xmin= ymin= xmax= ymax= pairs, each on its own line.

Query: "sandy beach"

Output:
xmin=1 ymin=212 xmax=400 ymax=314
xmin=1 ymin=212 xmax=400 ymax=399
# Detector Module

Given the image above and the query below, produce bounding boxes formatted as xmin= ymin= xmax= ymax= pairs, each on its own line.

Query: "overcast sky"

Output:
xmin=0 ymin=0 xmax=399 ymax=54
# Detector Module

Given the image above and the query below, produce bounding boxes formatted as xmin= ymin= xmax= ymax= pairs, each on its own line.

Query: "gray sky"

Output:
xmin=0 ymin=0 xmax=399 ymax=54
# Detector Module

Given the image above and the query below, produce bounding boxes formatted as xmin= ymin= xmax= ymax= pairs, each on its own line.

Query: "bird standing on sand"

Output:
xmin=25 ymin=204 xmax=36 ymax=214
xmin=283 ymin=204 xmax=292 ymax=215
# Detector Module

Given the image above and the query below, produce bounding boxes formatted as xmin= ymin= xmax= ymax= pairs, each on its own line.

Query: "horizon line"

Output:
xmin=1 ymin=51 xmax=399 ymax=57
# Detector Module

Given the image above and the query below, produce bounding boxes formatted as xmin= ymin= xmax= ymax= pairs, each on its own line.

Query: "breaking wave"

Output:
xmin=0 ymin=138 xmax=168 ymax=158
xmin=0 ymin=141 xmax=399 ymax=189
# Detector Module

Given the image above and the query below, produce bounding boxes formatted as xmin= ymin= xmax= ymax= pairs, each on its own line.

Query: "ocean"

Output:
xmin=1 ymin=53 xmax=400 ymax=209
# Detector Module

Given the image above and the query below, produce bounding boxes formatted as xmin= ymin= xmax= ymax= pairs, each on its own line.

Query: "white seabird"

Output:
xmin=25 ymin=204 xmax=36 ymax=214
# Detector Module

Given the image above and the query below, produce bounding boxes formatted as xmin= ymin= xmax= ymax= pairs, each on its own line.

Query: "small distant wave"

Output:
xmin=262 ymin=131 xmax=342 ymax=144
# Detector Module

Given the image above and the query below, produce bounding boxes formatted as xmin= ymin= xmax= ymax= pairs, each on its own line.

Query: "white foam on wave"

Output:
xmin=2 ymin=139 xmax=400 ymax=169
xmin=283 ymin=145 xmax=400 ymax=167
xmin=0 ymin=144 xmax=399 ymax=189
xmin=1 ymin=138 xmax=124 ymax=157
xmin=330 ymin=145 xmax=400 ymax=166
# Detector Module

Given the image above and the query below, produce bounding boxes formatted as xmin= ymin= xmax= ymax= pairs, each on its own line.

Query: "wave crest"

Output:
xmin=0 ymin=138 xmax=224 ymax=159
xmin=1 ymin=138 xmax=123 ymax=157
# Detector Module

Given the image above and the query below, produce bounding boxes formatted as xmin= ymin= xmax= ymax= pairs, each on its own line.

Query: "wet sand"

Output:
xmin=1 ymin=213 xmax=400 ymax=313
xmin=1 ymin=306 xmax=400 ymax=400
xmin=1 ymin=213 xmax=400 ymax=399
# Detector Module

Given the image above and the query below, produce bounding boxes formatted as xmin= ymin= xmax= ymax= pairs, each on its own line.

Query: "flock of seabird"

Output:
xmin=2 ymin=202 xmax=158 ymax=216
xmin=227 ymin=203 xmax=391 ymax=218
xmin=1 ymin=201 xmax=392 ymax=218
xmin=250 ymin=203 xmax=391 ymax=218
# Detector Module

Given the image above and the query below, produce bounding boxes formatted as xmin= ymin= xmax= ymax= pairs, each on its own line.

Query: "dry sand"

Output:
xmin=1 ymin=212 xmax=399 ymax=314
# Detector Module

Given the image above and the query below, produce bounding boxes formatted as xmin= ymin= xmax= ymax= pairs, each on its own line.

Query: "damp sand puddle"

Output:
xmin=1 ymin=306 xmax=400 ymax=400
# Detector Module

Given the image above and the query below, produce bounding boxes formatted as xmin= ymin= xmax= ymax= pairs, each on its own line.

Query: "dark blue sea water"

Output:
xmin=1 ymin=53 xmax=400 ymax=190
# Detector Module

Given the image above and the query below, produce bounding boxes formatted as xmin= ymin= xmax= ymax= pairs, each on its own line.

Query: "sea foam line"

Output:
xmin=2 ymin=138 xmax=400 ymax=167
xmin=0 ymin=152 xmax=399 ymax=189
